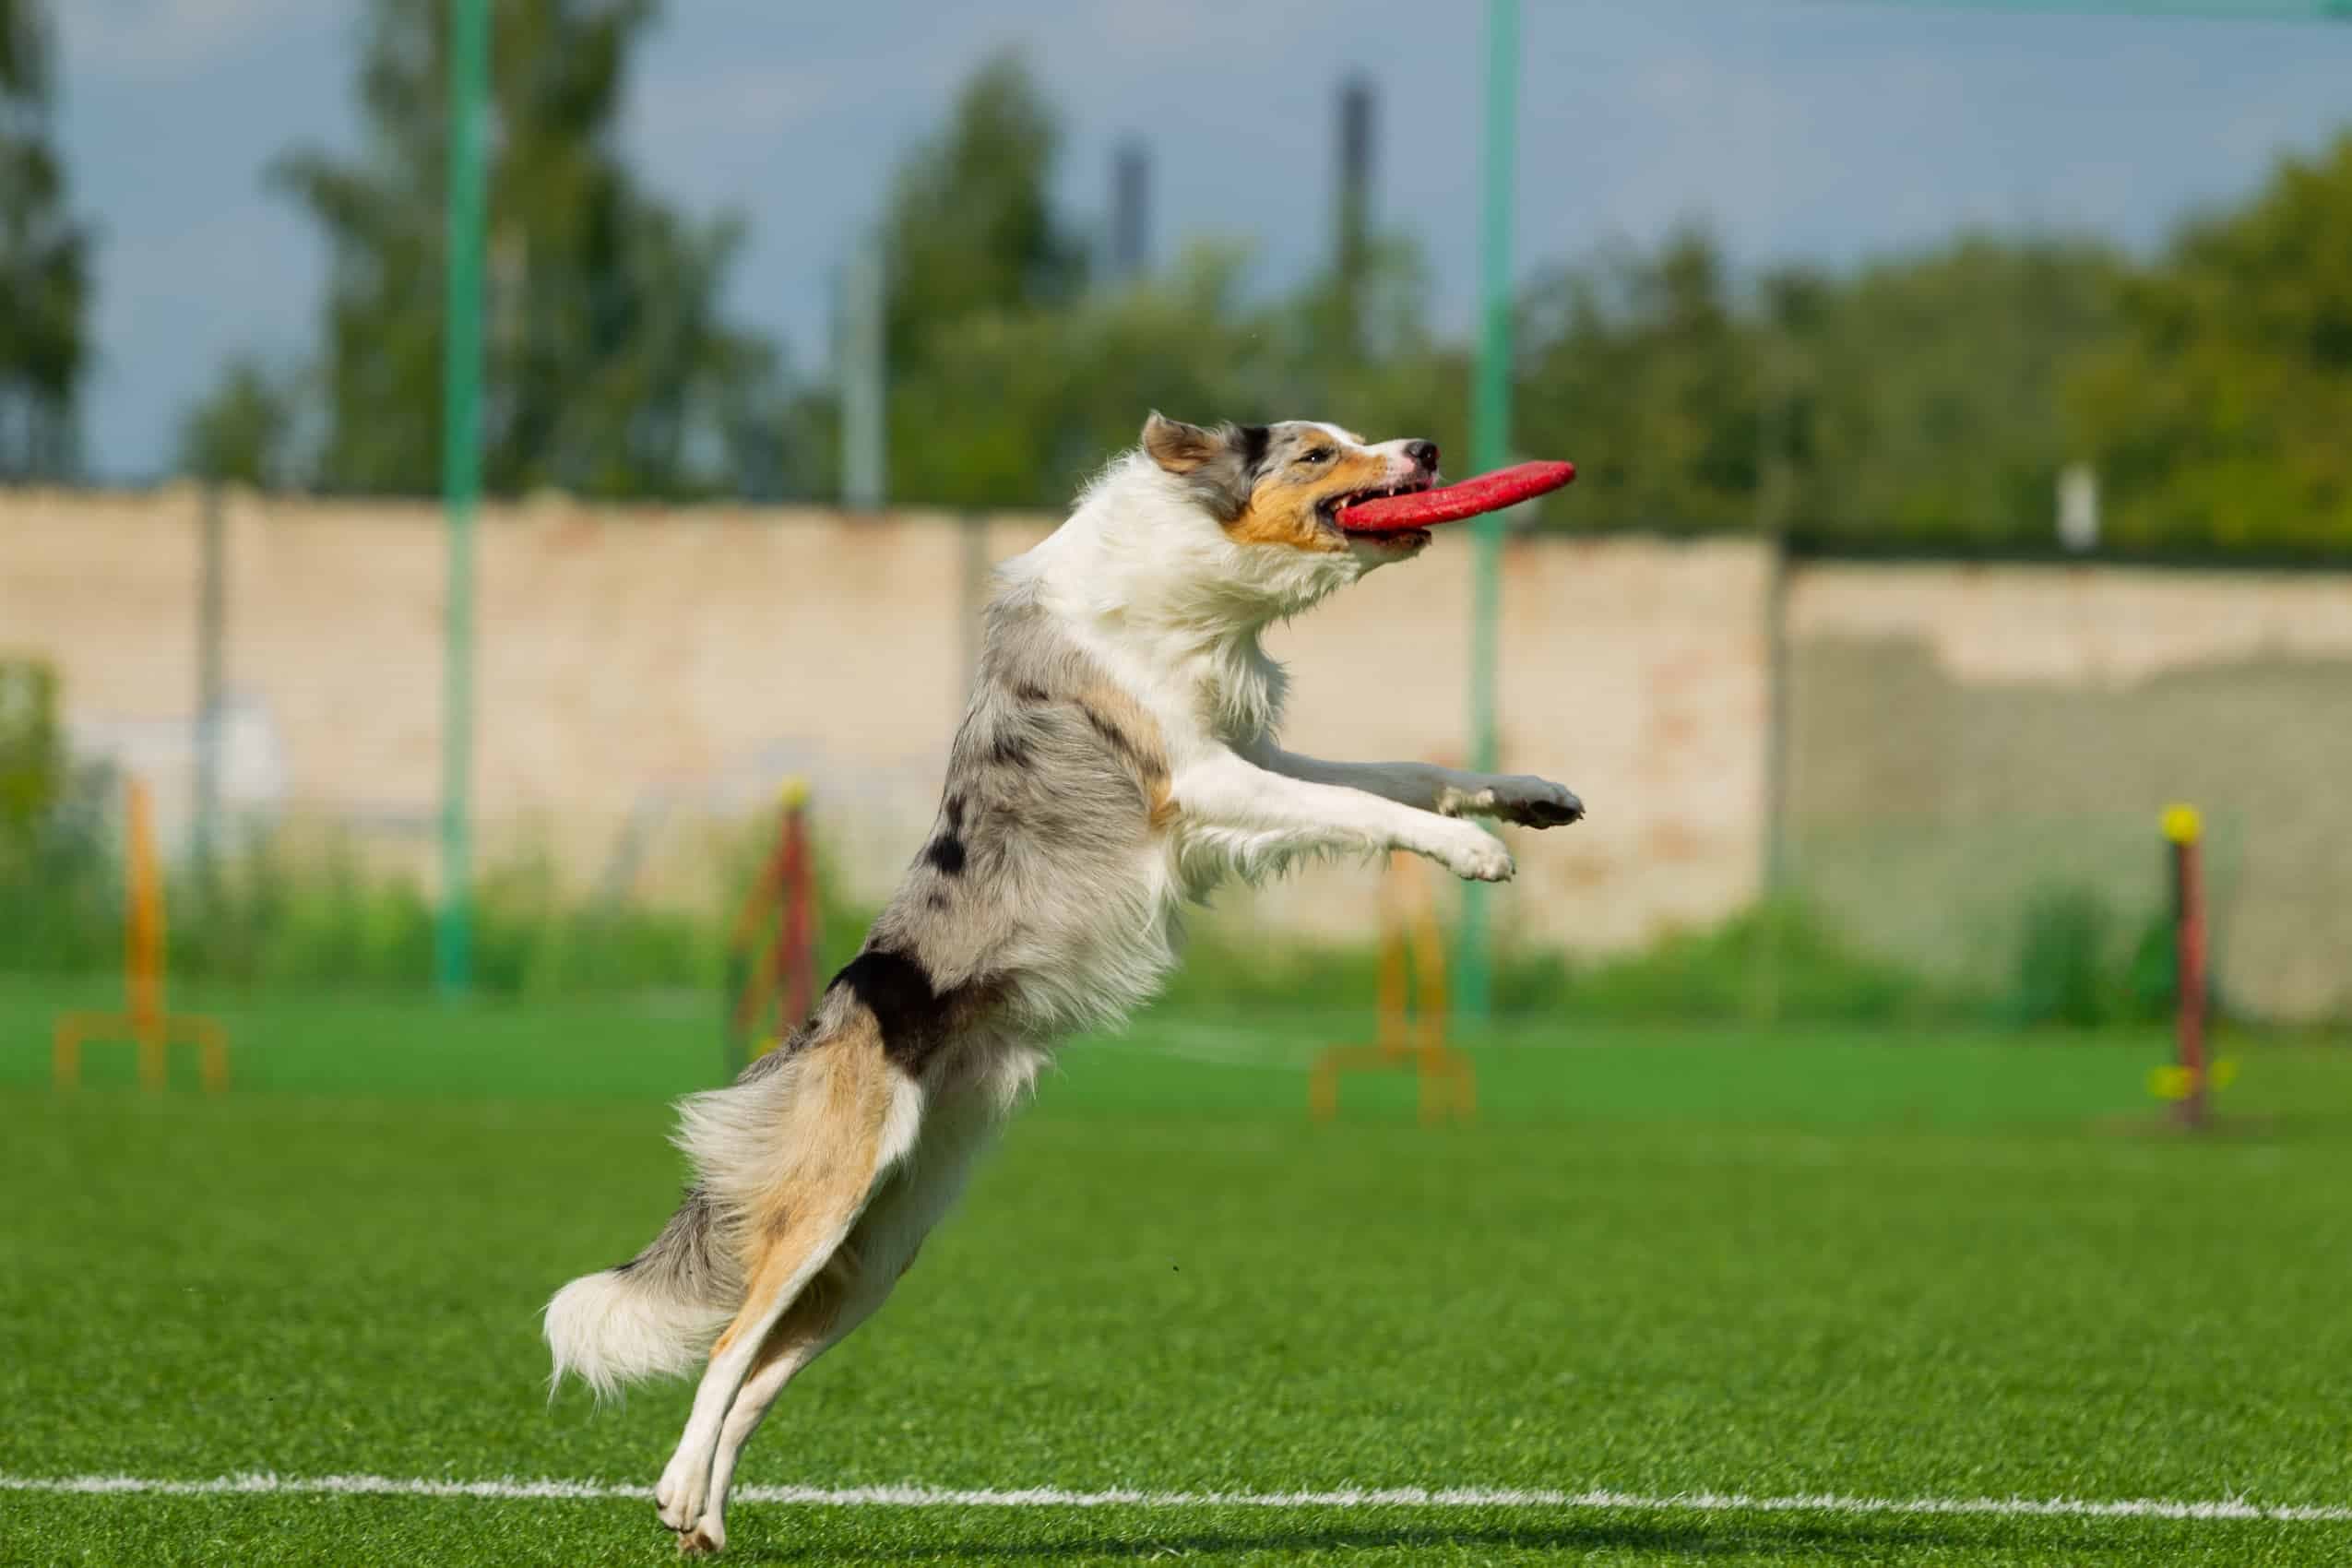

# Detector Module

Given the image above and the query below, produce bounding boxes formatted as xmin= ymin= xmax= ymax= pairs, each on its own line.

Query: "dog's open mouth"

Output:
xmin=1322 ymin=475 xmax=1435 ymax=537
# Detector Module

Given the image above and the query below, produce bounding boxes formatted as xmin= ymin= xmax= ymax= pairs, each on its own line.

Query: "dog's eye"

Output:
xmin=1300 ymin=447 xmax=1335 ymax=466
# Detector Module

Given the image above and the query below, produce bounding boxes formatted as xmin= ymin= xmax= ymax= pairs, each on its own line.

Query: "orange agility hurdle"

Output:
xmin=1310 ymin=851 xmax=1476 ymax=1125
xmin=723 ymin=778 xmax=820 ymax=1077
xmin=52 ymin=778 xmax=230 ymax=1093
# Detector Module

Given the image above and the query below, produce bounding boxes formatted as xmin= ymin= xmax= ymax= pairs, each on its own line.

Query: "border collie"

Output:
xmin=545 ymin=412 xmax=1584 ymax=1554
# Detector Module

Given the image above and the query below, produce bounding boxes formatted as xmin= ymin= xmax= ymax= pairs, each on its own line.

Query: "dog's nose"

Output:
xmin=1405 ymin=440 xmax=1439 ymax=472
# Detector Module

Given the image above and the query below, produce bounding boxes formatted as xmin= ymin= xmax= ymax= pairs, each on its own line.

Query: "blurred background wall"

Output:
xmin=10 ymin=486 xmax=2346 ymax=1017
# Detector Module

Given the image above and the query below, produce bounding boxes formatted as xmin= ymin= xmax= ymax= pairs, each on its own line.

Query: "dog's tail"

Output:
xmin=544 ymin=988 xmax=939 ymax=1398
xmin=543 ymin=1184 xmax=738 ymax=1398
xmin=541 ymin=1019 xmax=864 ymax=1397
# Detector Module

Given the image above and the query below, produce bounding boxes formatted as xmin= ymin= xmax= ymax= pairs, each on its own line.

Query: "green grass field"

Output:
xmin=3 ymin=976 xmax=2348 ymax=1565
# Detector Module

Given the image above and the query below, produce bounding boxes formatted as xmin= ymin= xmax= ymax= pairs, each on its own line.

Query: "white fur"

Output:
xmin=543 ymin=1271 xmax=731 ymax=1402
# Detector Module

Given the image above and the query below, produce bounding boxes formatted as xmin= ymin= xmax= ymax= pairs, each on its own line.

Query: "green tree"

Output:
xmin=1516 ymin=229 xmax=1761 ymax=533
xmin=871 ymin=53 xmax=1466 ymax=509
xmin=1778 ymin=236 xmax=2119 ymax=542
xmin=1514 ymin=228 xmax=2120 ymax=543
xmin=888 ymin=244 xmax=1259 ymax=508
xmin=177 ymin=356 xmax=301 ymax=487
xmin=0 ymin=0 xmax=89 ymax=480
xmin=885 ymin=230 xmax=1467 ymax=512
xmin=877 ymin=53 xmax=1087 ymax=385
xmin=202 ymin=0 xmax=787 ymax=498
xmin=2070 ymin=132 xmax=2352 ymax=551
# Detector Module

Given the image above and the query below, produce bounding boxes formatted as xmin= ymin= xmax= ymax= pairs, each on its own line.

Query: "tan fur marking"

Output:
xmin=1222 ymin=498 xmax=1344 ymax=552
xmin=1078 ymin=682 xmax=1180 ymax=832
xmin=708 ymin=1016 xmax=895 ymax=1360
xmin=730 ymin=1248 xmax=853 ymax=1372
xmin=1222 ymin=446 xmax=1391 ymax=553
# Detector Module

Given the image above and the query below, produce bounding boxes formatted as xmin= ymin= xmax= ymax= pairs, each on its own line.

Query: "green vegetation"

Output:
xmin=0 ymin=0 xmax=88 ymax=480
xmin=2071 ymin=131 xmax=2352 ymax=550
xmin=8 ymin=790 xmax=2201 ymax=1028
xmin=179 ymin=0 xmax=788 ymax=497
xmin=3 ymin=985 xmax=2347 ymax=1566
xmin=152 ymin=9 xmax=2352 ymax=556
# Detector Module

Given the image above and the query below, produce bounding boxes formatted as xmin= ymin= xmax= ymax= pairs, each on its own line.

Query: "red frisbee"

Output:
xmin=1335 ymin=459 xmax=1577 ymax=535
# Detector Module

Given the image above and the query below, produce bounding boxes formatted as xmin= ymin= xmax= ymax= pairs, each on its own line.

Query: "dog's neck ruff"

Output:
xmin=1006 ymin=456 xmax=1368 ymax=745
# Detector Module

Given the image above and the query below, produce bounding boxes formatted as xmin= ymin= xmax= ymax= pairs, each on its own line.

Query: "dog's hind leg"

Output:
xmin=679 ymin=1079 xmax=1006 ymax=1554
xmin=654 ymin=1016 xmax=923 ymax=1546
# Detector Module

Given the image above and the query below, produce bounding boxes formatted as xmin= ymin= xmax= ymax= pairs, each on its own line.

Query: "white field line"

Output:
xmin=1 ymin=1474 xmax=2346 ymax=1523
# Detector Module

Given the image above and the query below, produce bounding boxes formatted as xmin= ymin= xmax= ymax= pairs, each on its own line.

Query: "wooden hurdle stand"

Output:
xmin=1310 ymin=852 xmax=1477 ymax=1125
xmin=2148 ymin=802 xmax=2238 ymax=1128
xmin=723 ymin=778 xmax=821 ymax=1076
xmin=53 ymin=778 xmax=230 ymax=1093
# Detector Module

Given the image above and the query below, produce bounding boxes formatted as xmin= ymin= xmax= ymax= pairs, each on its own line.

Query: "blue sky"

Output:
xmin=54 ymin=0 xmax=2352 ymax=481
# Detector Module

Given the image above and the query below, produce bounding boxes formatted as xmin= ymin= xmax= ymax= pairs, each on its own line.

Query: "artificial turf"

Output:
xmin=3 ymin=980 xmax=2347 ymax=1565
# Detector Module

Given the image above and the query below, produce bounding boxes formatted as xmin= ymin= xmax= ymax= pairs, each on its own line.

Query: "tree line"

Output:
xmin=0 ymin=0 xmax=88 ymax=481
xmin=5 ymin=0 xmax=2347 ymax=552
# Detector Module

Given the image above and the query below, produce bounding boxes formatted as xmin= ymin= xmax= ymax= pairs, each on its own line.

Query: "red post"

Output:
xmin=2164 ymin=805 xmax=2207 ymax=1132
xmin=724 ymin=779 xmax=818 ymax=1075
xmin=774 ymin=789 xmax=817 ymax=1035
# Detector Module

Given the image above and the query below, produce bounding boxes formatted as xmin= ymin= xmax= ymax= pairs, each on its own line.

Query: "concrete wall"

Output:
xmin=10 ymin=489 xmax=2346 ymax=1014
xmin=1788 ymin=563 xmax=2352 ymax=1019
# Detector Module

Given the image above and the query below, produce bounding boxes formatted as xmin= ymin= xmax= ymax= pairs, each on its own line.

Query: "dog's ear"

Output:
xmin=1143 ymin=411 xmax=1220 ymax=474
xmin=1142 ymin=413 xmax=1271 ymax=522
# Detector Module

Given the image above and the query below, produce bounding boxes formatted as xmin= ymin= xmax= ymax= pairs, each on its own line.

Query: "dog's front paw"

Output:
xmin=1490 ymin=775 xmax=1585 ymax=829
xmin=656 ymin=1456 xmax=705 ymax=1534
xmin=678 ymin=1516 xmax=727 ymax=1557
xmin=1432 ymin=824 xmax=1515 ymax=883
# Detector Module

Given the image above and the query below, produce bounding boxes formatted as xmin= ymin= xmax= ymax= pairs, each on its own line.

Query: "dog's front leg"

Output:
xmin=1250 ymin=744 xmax=1585 ymax=829
xmin=1173 ymin=754 xmax=1515 ymax=882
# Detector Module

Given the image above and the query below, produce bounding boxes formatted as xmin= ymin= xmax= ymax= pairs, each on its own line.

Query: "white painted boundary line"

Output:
xmin=2 ymin=1474 xmax=2347 ymax=1523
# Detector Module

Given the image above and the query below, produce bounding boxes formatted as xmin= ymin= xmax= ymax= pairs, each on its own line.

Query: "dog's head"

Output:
xmin=1133 ymin=411 xmax=1443 ymax=613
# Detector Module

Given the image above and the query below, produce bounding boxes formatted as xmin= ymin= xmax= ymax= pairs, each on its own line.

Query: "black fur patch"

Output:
xmin=944 ymin=793 xmax=965 ymax=832
xmin=990 ymin=731 xmax=1034 ymax=768
xmin=1014 ymin=682 xmax=1051 ymax=705
xmin=1236 ymin=422 xmax=1271 ymax=477
xmin=828 ymin=947 xmax=960 ymax=1069
xmin=924 ymin=834 xmax=968 ymax=875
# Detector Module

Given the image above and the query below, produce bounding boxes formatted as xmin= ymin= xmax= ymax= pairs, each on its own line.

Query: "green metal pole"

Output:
xmin=1456 ymin=0 xmax=1519 ymax=1030
xmin=435 ymin=0 xmax=489 ymax=995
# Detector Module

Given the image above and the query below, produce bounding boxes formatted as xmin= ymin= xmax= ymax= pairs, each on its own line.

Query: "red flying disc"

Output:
xmin=1336 ymin=459 xmax=1577 ymax=534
